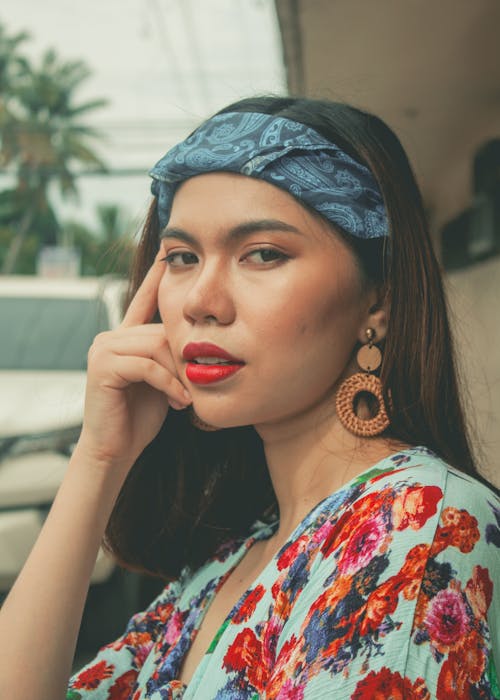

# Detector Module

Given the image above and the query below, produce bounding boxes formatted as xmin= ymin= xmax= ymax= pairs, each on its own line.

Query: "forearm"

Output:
xmin=0 ymin=445 xmax=128 ymax=700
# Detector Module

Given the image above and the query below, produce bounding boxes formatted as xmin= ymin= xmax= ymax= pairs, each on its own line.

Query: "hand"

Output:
xmin=77 ymin=252 xmax=191 ymax=474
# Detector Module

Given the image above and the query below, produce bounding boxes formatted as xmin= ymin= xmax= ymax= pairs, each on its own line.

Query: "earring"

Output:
xmin=335 ymin=328 xmax=390 ymax=437
xmin=189 ymin=407 xmax=220 ymax=432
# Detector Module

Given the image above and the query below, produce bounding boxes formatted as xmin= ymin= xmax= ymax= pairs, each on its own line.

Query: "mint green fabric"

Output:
xmin=68 ymin=447 xmax=500 ymax=699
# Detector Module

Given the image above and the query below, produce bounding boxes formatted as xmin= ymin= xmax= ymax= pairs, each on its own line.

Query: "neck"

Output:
xmin=255 ymin=399 xmax=403 ymax=545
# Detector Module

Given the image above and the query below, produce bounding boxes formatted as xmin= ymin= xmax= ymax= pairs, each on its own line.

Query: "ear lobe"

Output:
xmin=358 ymin=295 xmax=389 ymax=343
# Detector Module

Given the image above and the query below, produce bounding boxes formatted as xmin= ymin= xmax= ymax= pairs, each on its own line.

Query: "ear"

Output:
xmin=357 ymin=289 xmax=389 ymax=344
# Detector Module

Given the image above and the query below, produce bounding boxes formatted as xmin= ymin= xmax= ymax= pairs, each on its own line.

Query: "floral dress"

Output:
xmin=68 ymin=446 xmax=500 ymax=699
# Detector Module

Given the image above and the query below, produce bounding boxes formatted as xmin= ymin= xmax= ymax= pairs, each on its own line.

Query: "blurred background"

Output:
xmin=0 ymin=0 xmax=499 ymax=666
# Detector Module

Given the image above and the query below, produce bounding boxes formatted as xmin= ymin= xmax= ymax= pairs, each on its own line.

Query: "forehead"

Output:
xmin=169 ymin=172 xmax=334 ymax=239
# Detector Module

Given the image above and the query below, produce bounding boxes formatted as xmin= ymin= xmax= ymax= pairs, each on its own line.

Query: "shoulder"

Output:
xmin=351 ymin=448 xmax=500 ymax=586
xmin=280 ymin=448 xmax=500 ymax=697
xmin=359 ymin=446 xmax=499 ymax=531
xmin=359 ymin=448 xmax=500 ymax=698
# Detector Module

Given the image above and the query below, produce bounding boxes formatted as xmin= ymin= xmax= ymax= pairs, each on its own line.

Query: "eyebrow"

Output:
xmin=159 ymin=219 xmax=303 ymax=246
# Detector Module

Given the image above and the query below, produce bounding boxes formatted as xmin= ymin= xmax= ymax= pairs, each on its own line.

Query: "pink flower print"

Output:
xmin=164 ymin=610 xmax=184 ymax=645
xmin=312 ymin=518 xmax=335 ymax=544
xmin=424 ymin=586 xmax=468 ymax=650
xmin=338 ymin=513 xmax=388 ymax=575
xmin=275 ymin=678 xmax=305 ymax=699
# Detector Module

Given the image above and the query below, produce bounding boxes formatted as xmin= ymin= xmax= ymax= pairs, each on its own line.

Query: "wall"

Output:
xmin=446 ymin=256 xmax=500 ymax=485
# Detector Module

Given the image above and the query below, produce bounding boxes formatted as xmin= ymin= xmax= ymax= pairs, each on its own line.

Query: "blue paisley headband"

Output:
xmin=149 ymin=111 xmax=389 ymax=239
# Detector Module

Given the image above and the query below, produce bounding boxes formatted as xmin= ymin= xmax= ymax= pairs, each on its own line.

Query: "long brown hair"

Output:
xmin=104 ymin=96 xmax=490 ymax=580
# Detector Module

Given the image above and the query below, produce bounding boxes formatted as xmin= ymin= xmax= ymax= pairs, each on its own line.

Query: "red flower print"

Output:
xmin=359 ymin=579 xmax=399 ymax=635
xmin=156 ymin=601 xmax=175 ymax=624
xmin=436 ymin=639 xmax=486 ymax=700
xmin=392 ymin=485 xmax=442 ymax=531
xmin=320 ymin=509 xmax=352 ymax=558
xmin=399 ymin=543 xmax=430 ymax=580
xmin=277 ymin=534 xmax=309 ymax=570
xmin=437 ymin=654 xmax=468 ymax=699
xmin=109 ymin=670 xmax=138 ymax=699
xmin=111 ymin=630 xmax=153 ymax=666
xmin=223 ymin=627 xmax=262 ymax=673
xmin=232 ymin=584 xmax=266 ymax=624
xmin=267 ymin=658 xmax=306 ymax=700
xmin=247 ymin=654 xmax=270 ymax=691
xmin=401 ymin=578 xmax=421 ymax=601
xmin=437 ymin=507 xmax=480 ymax=553
xmin=413 ymin=591 xmax=431 ymax=629
xmin=223 ymin=627 xmax=269 ymax=691
xmin=459 ymin=629 xmax=487 ymax=684
xmin=351 ymin=489 xmax=393 ymax=527
xmin=338 ymin=512 xmax=389 ymax=575
xmin=424 ymin=585 xmax=468 ymax=650
xmin=309 ymin=573 xmax=352 ymax=617
xmin=354 ymin=489 xmax=390 ymax=516
xmin=121 ymin=631 xmax=151 ymax=649
xmin=273 ymin=587 xmax=292 ymax=621
xmin=165 ymin=680 xmax=187 ymax=699
xmin=352 ymin=666 xmax=430 ymax=699
xmin=72 ymin=660 xmax=114 ymax=689
xmin=430 ymin=526 xmax=454 ymax=556
xmin=274 ymin=634 xmax=298 ymax=669
xmin=465 ymin=565 xmax=493 ymax=619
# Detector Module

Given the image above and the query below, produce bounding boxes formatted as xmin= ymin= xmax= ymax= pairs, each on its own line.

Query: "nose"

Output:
xmin=183 ymin=261 xmax=236 ymax=326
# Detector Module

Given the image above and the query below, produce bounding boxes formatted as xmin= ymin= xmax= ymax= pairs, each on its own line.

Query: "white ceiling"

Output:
xmin=276 ymin=0 xmax=500 ymax=230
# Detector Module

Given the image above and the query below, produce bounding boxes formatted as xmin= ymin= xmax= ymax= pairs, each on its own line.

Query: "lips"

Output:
xmin=182 ymin=342 xmax=245 ymax=385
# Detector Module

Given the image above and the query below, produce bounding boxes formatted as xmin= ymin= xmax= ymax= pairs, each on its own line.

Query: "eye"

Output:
xmin=162 ymin=251 xmax=198 ymax=267
xmin=242 ymin=248 xmax=289 ymax=265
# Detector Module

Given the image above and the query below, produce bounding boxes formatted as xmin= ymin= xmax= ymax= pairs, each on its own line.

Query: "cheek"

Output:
xmin=249 ymin=277 xmax=364 ymax=407
xmin=260 ymin=274 xmax=362 ymax=348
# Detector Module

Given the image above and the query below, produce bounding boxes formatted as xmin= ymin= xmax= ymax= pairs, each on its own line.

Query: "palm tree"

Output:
xmin=0 ymin=22 xmax=30 ymax=139
xmin=62 ymin=203 xmax=135 ymax=277
xmin=1 ymin=38 xmax=108 ymax=274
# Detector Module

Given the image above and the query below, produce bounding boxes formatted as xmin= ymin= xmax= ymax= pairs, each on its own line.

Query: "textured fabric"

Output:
xmin=149 ymin=111 xmax=389 ymax=239
xmin=68 ymin=447 xmax=500 ymax=699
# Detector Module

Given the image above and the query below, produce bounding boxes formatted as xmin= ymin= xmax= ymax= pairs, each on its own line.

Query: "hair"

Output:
xmin=104 ymin=96 xmax=495 ymax=581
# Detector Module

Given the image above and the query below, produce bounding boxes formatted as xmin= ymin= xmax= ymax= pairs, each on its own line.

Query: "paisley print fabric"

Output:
xmin=149 ymin=112 xmax=389 ymax=239
xmin=68 ymin=447 xmax=500 ymax=699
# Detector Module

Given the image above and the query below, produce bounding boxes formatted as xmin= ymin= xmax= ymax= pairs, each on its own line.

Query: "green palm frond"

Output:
xmin=0 ymin=22 xmax=110 ymax=272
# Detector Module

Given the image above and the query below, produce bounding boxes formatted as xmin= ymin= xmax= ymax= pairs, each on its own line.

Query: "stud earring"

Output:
xmin=335 ymin=328 xmax=390 ymax=437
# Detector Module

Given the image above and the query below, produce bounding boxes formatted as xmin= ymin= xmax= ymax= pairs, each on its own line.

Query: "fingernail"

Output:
xmin=169 ymin=399 xmax=184 ymax=411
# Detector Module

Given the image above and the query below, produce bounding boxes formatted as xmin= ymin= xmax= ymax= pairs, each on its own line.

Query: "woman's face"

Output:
xmin=158 ymin=173 xmax=378 ymax=429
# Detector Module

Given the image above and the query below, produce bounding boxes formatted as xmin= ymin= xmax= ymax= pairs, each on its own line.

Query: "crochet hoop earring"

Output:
xmin=335 ymin=328 xmax=390 ymax=437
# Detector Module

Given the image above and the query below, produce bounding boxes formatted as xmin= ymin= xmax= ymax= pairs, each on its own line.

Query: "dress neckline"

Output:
xmin=179 ymin=445 xmax=434 ymax=695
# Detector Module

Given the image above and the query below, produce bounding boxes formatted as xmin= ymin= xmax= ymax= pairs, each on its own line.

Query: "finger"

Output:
xmin=100 ymin=323 xmax=167 ymax=340
xmin=105 ymin=356 xmax=191 ymax=405
xmin=93 ymin=334 xmax=179 ymax=375
xmin=121 ymin=251 xmax=164 ymax=328
xmin=90 ymin=328 xmax=180 ymax=377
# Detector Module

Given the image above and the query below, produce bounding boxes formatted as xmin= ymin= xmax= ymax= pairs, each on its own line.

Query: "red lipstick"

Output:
xmin=182 ymin=342 xmax=245 ymax=385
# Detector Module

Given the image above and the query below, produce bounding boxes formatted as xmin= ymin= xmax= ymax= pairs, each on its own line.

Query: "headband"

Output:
xmin=149 ymin=111 xmax=389 ymax=239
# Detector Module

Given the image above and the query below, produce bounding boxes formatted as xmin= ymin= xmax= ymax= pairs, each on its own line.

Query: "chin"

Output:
xmin=190 ymin=406 xmax=251 ymax=431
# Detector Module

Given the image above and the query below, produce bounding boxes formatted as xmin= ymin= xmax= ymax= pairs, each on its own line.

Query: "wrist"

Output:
xmin=69 ymin=435 xmax=135 ymax=487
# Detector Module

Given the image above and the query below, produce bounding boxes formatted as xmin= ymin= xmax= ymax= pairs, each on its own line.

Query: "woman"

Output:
xmin=0 ymin=97 xmax=498 ymax=699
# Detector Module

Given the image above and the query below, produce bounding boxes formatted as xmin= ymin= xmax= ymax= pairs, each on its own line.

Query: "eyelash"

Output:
xmin=160 ymin=248 xmax=289 ymax=267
